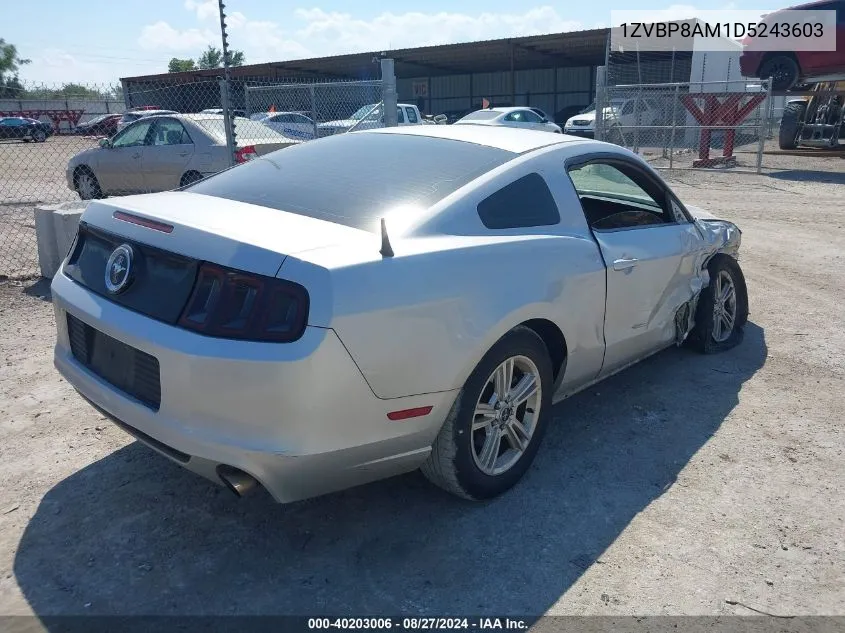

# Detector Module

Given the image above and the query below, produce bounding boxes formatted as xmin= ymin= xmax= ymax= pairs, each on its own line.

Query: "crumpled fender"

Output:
xmin=671 ymin=205 xmax=744 ymax=344
xmin=686 ymin=204 xmax=742 ymax=260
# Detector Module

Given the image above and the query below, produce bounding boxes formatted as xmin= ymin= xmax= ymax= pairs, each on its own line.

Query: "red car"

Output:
xmin=74 ymin=113 xmax=122 ymax=137
xmin=740 ymin=0 xmax=845 ymax=90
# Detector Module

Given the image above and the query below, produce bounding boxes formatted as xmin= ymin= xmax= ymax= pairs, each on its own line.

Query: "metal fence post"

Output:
xmin=669 ymin=84 xmax=679 ymax=170
xmin=595 ymin=66 xmax=606 ymax=141
xmin=381 ymin=58 xmax=398 ymax=127
xmin=756 ymin=79 xmax=772 ymax=174
xmin=633 ymin=87 xmax=642 ymax=154
xmin=219 ymin=77 xmax=236 ymax=167
xmin=310 ymin=84 xmax=317 ymax=138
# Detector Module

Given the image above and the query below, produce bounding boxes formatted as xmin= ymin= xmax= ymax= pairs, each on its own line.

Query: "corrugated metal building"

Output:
xmin=121 ymin=29 xmax=613 ymax=122
xmin=120 ymin=28 xmax=696 ymax=123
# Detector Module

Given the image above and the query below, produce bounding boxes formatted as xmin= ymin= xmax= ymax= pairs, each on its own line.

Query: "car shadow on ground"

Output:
xmin=14 ymin=324 xmax=767 ymax=618
xmin=23 ymin=278 xmax=52 ymax=303
xmin=767 ymin=168 xmax=845 ymax=185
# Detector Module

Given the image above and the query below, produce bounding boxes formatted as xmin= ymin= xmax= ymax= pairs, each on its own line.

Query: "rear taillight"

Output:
xmin=234 ymin=145 xmax=258 ymax=163
xmin=178 ymin=263 xmax=309 ymax=342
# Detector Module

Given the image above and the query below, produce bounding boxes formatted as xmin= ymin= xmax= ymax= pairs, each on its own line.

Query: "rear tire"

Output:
xmin=421 ymin=326 xmax=554 ymax=500
xmin=688 ymin=255 xmax=749 ymax=354
xmin=779 ymin=101 xmax=806 ymax=150
xmin=33 ymin=129 xmax=47 ymax=142
xmin=180 ymin=171 xmax=203 ymax=187
xmin=759 ymin=55 xmax=800 ymax=92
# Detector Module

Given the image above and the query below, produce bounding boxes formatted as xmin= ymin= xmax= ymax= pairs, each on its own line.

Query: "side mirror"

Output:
xmin=98 ymin=138 xmax=111 ymax=149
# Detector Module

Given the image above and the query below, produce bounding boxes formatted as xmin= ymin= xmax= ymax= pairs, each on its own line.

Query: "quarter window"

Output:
xmin=477 ymin=173 xmax=560 ymax=229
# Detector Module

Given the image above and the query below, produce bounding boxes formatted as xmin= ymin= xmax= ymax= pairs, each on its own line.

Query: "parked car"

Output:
xmin=200 ymin=108 xmax=247 ymax=118
xmin=563 ymin=98 xmax=662 ymax=139
xmin=74 ymin=113 xmax=122 ymax=137
xmin=116 ymin=109 xmax=179 ymax=132
xmin=317 ymin=103 xmax=424 ymax=135
xmin=66 ymin=114 xmax=298 ymax=199
xmin=0 ymin=117 xmax=53 ymax=142
xmin=739 ymin=0 xmax=845 ymax=91
xmin=52 ymin=125 xmax=748 ymax=504
xmin=455 ymin=107 xmax=563 ymax=133
xmin=259 ymin=111 xmax=317 ymax=140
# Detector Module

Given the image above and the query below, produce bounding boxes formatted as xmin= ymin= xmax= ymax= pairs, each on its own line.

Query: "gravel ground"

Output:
xmin=0 ymin=152 xmax=843 ymax=621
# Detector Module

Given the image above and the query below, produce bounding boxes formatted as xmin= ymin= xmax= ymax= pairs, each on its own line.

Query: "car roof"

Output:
xmin=366 ymin=124 xmax=587 ymax=154
xmin=485 ymin=107 xmax=537 ymax=114
xmin=124 ymin=109 xmax=176 ymax=116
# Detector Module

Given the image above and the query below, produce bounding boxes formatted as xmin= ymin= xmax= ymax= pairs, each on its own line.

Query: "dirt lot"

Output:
xmin=0 ymin=152 xmax=843 ymax=622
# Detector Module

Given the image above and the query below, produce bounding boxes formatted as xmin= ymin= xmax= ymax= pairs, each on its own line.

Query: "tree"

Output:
xmin=168 ymin=58 xmax=196 ymax=73
xmin=24 ymin=83 xmax=111 ymax=100
xmin=197 ymin=46 xmax=223 ymax=70
xmin=196 ymin=45 xmax=245 ymax=69
xmin=0 ymin=38 xmax=30 ymax=98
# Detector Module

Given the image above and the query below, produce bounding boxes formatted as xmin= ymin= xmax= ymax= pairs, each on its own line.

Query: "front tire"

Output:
xmin=779 ymin=101 xmax=806 ymax=150
xmin=75 ymin=167 xmax=103 ymax=200
xmin=421 ymin=326 xmax=554 ymax=500
xmin=689 ymin=255 xmax=749 ymax=354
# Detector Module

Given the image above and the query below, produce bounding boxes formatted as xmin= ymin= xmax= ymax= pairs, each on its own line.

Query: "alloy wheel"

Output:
xmin=471 ymin=355 xmax=542 ymax=476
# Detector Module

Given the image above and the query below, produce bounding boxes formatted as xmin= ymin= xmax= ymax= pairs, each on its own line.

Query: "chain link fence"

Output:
xmin=0 ymin=67 xmax=394 ymax=279
xmin=595 ymin=78 xmax=774 ymax=172
xmin=593 ymin=47 xmax=781 ymax=172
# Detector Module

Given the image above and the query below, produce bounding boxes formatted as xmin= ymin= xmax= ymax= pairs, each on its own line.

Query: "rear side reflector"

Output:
xmin=113 ymin=211 xmax=174 ymax=233
xmin=386 ymin=406 xmax=433 ymax=421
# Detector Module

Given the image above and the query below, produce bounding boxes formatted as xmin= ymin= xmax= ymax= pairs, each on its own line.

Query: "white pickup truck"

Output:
xmin=317 ymin=103 xmax=424 ymax=136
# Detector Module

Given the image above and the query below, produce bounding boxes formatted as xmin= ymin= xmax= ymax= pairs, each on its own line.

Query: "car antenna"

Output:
xmin=379 ymin=218 xmax=394 ymax=258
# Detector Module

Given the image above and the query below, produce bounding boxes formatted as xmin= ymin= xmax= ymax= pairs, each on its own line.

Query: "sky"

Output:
xmin=10 ymin=0 xmax=779 ymax=87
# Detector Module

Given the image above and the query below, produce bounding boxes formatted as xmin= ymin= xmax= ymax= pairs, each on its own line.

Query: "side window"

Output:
xmin=620 ymin=101 xmax=635 ymax=115
xmin=396 ymin=107 xmax=405 ymax=124
xmin=521 ymin=110 xmax=543 ymax=123
xmin=149 ymin=119 xmax=191 ymax=146
xmin=504 ymin=111 xmax=526 ymax=122
xmin=567 ymin=161 xmax=674 ymax=231
xmin=477 ymin=173 xmax=560 ymax=230
xmin=111 ymin=120 xmax=153 ymax=148
xmin=405 ymin=107 xmax=418 ymax=123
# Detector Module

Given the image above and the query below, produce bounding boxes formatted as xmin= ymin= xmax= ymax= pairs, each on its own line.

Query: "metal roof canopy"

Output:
xmin=122 ymin=28 xmax=612 ymax=84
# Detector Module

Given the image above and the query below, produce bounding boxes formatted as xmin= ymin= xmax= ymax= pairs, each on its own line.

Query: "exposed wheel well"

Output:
xmin=520 ymin=318 xmax=567 ymax=380
xmin=758 ymin=51 xmax=800 ymax=74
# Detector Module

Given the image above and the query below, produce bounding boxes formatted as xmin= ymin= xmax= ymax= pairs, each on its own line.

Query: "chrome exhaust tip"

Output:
xmin=217 ymin=466 xmax=259 ymax=497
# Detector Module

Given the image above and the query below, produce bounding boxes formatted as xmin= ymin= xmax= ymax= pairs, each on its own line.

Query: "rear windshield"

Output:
xmin=459 ymin=111 xmax=501 ymax=121
xmin=197 ymin=118 xmax=292 ymax=141
xmin=186 ymin=132 xmax=515 ymax=232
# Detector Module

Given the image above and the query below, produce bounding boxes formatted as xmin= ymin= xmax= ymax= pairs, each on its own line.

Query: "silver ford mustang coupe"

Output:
xmin=50 ymin=125 xmax=747 ymax=503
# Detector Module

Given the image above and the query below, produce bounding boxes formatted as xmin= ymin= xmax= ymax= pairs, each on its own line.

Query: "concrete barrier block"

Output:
xmin=34 ymin=201 xmax=88 ymax=279
xmin=34 ymin=207 xmax=58 ymax=279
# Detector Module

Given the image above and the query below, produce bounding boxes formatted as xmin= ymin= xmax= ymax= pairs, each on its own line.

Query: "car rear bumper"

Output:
xmin=50 ymin=270 xmax=456 ymax=503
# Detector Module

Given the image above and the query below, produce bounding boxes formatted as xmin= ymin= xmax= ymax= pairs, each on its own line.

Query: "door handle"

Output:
xmin=132 ymin=153 xmax=141 ymax=159
xmin=612 ymin=257 xmax=639 ymax=271
xmin=178 ymin=151 xmax=189 ymax=157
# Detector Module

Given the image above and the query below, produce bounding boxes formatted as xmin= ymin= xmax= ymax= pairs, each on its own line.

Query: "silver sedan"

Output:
xmin=51 ymin=125 xmax=747 ymax=504
xmin=66 ymin=114 xmax=298 ymax=200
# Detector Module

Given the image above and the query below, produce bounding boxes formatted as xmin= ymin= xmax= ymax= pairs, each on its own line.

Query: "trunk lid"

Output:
xmin=78 ymin=191 xmax=371 ymax=277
